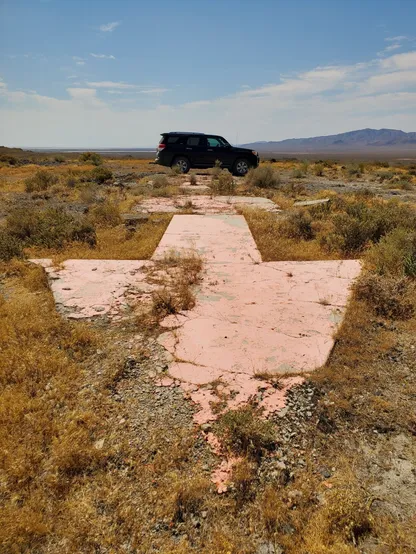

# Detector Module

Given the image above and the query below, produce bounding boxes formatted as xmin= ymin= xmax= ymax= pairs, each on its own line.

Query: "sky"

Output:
xmin=1 ymin=0 xmax=416 ymax=147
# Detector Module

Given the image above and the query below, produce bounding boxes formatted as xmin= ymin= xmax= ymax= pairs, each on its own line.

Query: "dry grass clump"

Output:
xmin=217 ymin=407 xmax=276 ymax=461
xmin=26 ymin=214 xmax=172 ymax=262
xmin=246 ymin=165 xmax=281 ymax=189
xmin=302 ymin=479 xmax=372 ymax=551
xmin=172 ymin=477 xmax=211 ymax=522
xmin=25 ymin=169 xmax=58 ymax=193
xmin=365 ymin=227 xmax=416 ymax=277
xmin=90 ymin=201 xmax=121 ymax=227
xmin=355 ymin=274 xmax=414 ymax=319
xmin=89 ymin=165 xmax=113 ymax=184
xmin=150 ymin=250 xmax=203 ymax=319
xmin=211 ymin=169 xmax=236 ymax=195
xmin=312 ymin=163 xmax=324 ymax=176
xmin=6 ymin=207 xmax=96 ymax=250
xmin=0 ymin=229 xmax=24 ymax=261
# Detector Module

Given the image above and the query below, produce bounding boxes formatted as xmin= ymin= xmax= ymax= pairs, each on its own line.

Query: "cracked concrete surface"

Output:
xmin=137 ymin=195 xmax=281 ymax=214
xmin=31 ymin=259 xmax=155 ymax=319
xmin=154 ymin=215 xmax=361 ymax=425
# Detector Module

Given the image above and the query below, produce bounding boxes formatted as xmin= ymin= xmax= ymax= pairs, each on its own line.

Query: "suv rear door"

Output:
xmin=184 ymin=135 xmax=209 ymax=167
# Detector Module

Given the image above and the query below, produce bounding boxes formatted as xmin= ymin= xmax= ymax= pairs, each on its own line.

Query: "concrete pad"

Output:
xmin=152 ymin=214 xmax=262 ymax=263
xmin=155 ymin=215 xmax=361 ymax=425
xmin=31 ymin=259 xmax=154 ymax=319
xmin=180 ymin=184 xmax=211 ymax=193
xmin=294 ymin=198 xmax=330 ymax=207
xmin=137 ymin=195 xmax=280 ymax=214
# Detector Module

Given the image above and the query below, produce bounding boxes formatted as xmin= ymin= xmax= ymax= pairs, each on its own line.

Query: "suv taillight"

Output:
xmin=158 ymin=143 xmax=166 ymax=151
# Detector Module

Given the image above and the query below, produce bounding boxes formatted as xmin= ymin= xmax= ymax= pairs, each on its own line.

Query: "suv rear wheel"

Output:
xmin=233 ymin=158 xmax=250 ymax=176
xmin=171 ymin=156 xmax=190 ymax=174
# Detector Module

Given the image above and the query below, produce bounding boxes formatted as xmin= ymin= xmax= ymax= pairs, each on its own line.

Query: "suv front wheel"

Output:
xmin=233 ymin=158 xmax=250 ymax=176
xmin=171 ymin=156 xmax=190 ymax=174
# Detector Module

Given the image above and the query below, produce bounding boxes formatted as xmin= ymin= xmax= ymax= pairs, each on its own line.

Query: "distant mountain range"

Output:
xmin=242 ymin=128 xmax=416 ymax=152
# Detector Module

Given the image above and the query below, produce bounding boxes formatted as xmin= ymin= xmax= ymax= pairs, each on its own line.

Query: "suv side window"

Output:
xmin=187 ymin=136 xmax=201 ymax=146
xmin=207 ymin=137 xmax=222 ymax=147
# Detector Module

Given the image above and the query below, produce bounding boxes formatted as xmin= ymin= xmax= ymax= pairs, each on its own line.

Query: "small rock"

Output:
xmin=94 ymin=438 xmax=105 ymax=450
xmin=256 ymin=542 xmax=283 ymax=554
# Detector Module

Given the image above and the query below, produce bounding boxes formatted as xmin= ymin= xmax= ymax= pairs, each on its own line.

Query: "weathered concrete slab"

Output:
xmin=180 ymin=184 xmax=211 ymax=193
xmin=31 ymin=259 xmax=154 ymax=319
xmin=294 ymin=198 xmax=330 ymax=207
xmin=155 ymin=215 xmax=361 ymax=424
xmin=137 ymin=195 xmax=280 ymax=214
xmin=152 ymin=214 xmax=262 ymax=263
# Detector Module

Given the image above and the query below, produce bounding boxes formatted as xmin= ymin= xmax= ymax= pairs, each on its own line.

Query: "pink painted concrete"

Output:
xmin=31 ymin=259 xmax=154 ymax=319
xmin=152 ymin=214 xmax=262 ymax=263
xmin=137 ymin=195 xmax=280 ymax=214
xmin=155 ymin=216 xmax=361 ymax=427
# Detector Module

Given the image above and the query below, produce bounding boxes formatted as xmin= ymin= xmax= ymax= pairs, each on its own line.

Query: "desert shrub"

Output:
xmin=78 ymin=183 xmax=100 ymax=204
xmin=355 ymin=273 xmax=414 ymax=319
xmin=281 ymin=210 xmax=314 ymax=240
xmin=283 ymin=180 xmax=307 ymax=196
xmin=189 ymin=174 xmax=197 ymax=186
xmin=391 ymin=180 xmax=414 ymax=191
xmin=211 ymin=169 xmax=236 ymax=195
xmin=218 ymin=407 xmax=276 ymax=460
xmin=90 ymin=166 xmax=113 ymax=184
xmin=210 ymin=159 xmax=223 ymax=179
xmin=79 ymin=151 xmax=102 ymax=166
xmin=313 ymin=163 xmax=324 ymax=176
xmin=153 ymin=175 xmax=169 ymax=189
xmin=170 ymin=164 xmax=182 ymax=176
xmin=25 ymin=170 xmax=58 ymax=193
xmin=345 ymin=163 xmax=363 ymax=178
xmin=6 ymin=207 xmax=96 ymax=249
xmin=365 ymin=228 xmax=416 ymax=277
xmin=321 ymin=199 xmax=416 ymax=255
xmin=0 ymin=154 xmax=19 ymax=166
xmin=0 ymin=230 xmax=23 ymax=261
xmin=90 ymin=201 xmax=121 ymax=227
xmin=54 ymin=155 xmax=65 ymax=163
xmin=374 ymin=161 xmax=390 ymax=168
xmin=246 ymin=165 xmax=280 ymax=189
xmin=291 ymin=167 xmax=306 ymax=179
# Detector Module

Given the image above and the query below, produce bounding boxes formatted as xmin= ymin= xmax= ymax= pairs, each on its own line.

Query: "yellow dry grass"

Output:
xmin=25 ymin=214 xmax=172 ymax=264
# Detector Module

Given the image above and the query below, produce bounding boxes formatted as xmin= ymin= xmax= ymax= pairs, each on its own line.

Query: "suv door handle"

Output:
xmin=186 ymin=147 xmax=192 ymax=150
xmin=207 ymin=149 xmax=213 ymax=151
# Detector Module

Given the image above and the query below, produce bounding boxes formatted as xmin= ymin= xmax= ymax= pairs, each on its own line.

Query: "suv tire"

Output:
xmin=171 ymin=156 xmax=190 ymax=174
xmin=233 ymin=158 xmax=250 ymax=176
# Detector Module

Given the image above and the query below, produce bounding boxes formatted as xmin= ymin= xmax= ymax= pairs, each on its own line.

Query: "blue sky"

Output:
xmin=1 ymin=0 xmax=416 ymax=146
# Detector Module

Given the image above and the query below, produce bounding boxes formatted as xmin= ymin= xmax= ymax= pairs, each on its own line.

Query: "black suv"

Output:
xmin=155 ymin=132 xmax=259 ymax=176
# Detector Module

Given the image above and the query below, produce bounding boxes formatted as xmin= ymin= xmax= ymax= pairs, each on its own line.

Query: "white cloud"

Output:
xmin=99 ymin=21 xmax=121 ymax=32
xmin=72 ymin=56 xmax=86 ymax=66
xmin=380 ymin=51 xmax=416 ymax=70
xmin=385 ymin=35 xmax=409 ymax=42
xmin=139 ymin=88 xmax=170 ymax=94
xmin=86 ymin=80 xmax=136 ymax=89
xmin=1 ymin=49 xmax=416 ymax=147
xmin=90 ymin=53 xmax=116 ymax=60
